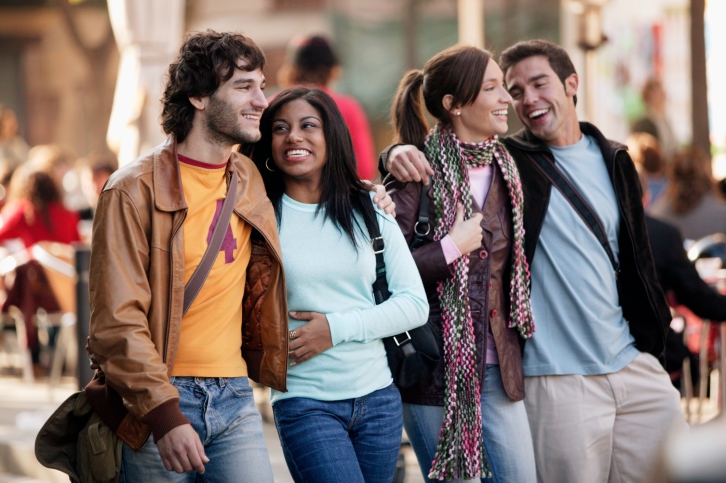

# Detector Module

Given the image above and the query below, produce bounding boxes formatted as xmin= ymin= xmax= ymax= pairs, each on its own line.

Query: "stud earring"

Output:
xmin=455 ymin=111 xmax=461 ymax=116
xmin=265 ymin=158 xmax=275 ymax=172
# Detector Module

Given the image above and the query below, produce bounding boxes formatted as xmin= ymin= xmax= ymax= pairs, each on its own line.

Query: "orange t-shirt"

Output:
xmin=172 ymin=155 xmax=252 ymax=377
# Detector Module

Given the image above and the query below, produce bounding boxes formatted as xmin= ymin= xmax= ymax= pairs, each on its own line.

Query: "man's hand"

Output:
xmin=156 ymin=424 xmax=209 ymax=474
xmin=85 ymin=337 xmax=101 ymax=371
xmin=363 ymin=181 xmax=396 ymax=216
xmin=448 ymin=204 xmax=484 ymax=255
xmin=288 ymin=311 xmax=333 ymax=365
xmin=386 ymin=145 xmax=433 ymax=185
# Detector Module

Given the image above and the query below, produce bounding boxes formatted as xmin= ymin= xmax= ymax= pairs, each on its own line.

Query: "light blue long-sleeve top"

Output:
xmin=270 ymin=193 xmax=429 ymax=404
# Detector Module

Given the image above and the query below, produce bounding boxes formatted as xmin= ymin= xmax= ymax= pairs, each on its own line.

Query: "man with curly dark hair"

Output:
xmin=86 ymin=30 xmax=284 ymax=482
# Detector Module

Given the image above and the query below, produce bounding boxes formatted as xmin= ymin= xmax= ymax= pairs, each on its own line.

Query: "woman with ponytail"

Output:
xmin=385 ymin=45 xmax=536 ymax=482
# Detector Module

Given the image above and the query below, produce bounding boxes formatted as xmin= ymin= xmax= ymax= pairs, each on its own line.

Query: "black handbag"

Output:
xmin=360 ymin=186 xmax=440 ymax=389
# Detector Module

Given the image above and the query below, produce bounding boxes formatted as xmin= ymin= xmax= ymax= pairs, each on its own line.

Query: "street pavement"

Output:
xmin=0 ymin=375 xmax=423 ymax=482
xmin=2 ymin=373 xmax=721 ymax=482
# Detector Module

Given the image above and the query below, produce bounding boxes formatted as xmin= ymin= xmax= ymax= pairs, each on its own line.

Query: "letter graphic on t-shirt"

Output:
xmin=207 ymin=199 xmax=237 ymax=263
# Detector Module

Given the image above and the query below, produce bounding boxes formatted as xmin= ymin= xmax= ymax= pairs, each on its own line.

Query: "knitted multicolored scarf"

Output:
xmin=425 ymin=123 xmax=535 ymax=480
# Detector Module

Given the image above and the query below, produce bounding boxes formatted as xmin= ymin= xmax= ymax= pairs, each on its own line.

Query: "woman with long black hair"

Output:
xmin=384 ymin=45 xmax=536 ymax=482
xmin=249 ymin=86 xmax=428 ymax=483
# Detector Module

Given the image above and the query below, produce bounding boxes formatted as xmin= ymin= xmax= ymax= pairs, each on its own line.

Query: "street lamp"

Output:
xmin=568 ymin=0 xmax=609 ymax=120
xmin=570 ymin=0 xmax=608 ymax=50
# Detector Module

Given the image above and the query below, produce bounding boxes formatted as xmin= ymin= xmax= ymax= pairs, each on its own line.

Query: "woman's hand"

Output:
xmin=448 ymin=204 xmax=484 ymax=255
xmin=386 ymin=145 xmax=434 ymax=184
xmin=363 ymin=181 xmax=396 ymax=216
xmin=288 ymin=311 xmax=333 ymax=365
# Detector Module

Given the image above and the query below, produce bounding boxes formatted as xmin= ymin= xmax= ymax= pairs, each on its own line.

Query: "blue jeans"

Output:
xmin=403 ymin=365 xmax=536 ymax=483
xmin=120 ymin=377 xmax=273 ymax=483
xmin=273 ymin=384 xmax=402 ymax=483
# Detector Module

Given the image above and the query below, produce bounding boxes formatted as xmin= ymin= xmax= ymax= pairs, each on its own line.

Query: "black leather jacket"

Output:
xmin=504 ymin=123 xmax=671 ymax=357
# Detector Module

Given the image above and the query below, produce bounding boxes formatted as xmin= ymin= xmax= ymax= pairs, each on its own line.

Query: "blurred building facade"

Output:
xmin=0 ymin=0 xmax=118 ymax=158
xmin=0 ymin=0 xmax=715 ymax=171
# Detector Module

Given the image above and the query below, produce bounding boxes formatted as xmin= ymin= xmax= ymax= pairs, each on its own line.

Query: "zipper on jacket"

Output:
xmin=164 ymin=210 xmax=187 ymax=364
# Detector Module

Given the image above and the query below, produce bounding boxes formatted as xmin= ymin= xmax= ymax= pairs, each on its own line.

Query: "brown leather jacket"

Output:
xmin=86 ymin=137 xmax=288 ymax=450
xmin=386 ymin=166 xmax=525 ymax=406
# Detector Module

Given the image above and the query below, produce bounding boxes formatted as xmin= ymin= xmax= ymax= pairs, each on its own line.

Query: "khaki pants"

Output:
xmin=524 ymin=352 xmax=687 ymax=483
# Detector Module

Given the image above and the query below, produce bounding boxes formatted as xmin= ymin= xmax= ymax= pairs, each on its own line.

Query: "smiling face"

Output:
xmin=271 ymin=99 xmax=327 ymax=188
xmin=505 ymin=55 xmax=580 ymax=146
xmin=202 ymin=61 xmax=268 ymax=146
xmin=451 ymin=61 xmax=512 ymax=142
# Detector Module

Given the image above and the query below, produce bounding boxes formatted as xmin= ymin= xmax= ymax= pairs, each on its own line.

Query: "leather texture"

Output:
xmin=386 ymin=166 xmax=525 ymax=406
xmin=86 ymin=137 xmax=288 ymax=450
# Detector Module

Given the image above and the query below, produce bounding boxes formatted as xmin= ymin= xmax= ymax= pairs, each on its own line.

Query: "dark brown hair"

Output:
xmin=499 ymin=39 xmax=578 ymax=105
xmin=161 ymin=30 xmax=266 ymax=143
xmin=626 ymin=132 xmax=664 ymax=175
xmin=666 ymin=147 xmax=715 ymax=215
xmin=391 ymin=45 xmax=491 ymax=149
xmin=6 ymin=165 xmax=61 ymax=230
xmin=291 ymin=35 xmax=339 ymax=86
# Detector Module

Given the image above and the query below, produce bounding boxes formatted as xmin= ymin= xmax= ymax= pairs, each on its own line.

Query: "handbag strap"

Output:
xmin=525 ymin=151 xmax=620 ymax=274
xmin=183 ymin=168 xmax=239 ymax=316
xmin=359 ymin=194 xmax=416 ymax=356
xmin=410 ymin=176 xmax=432 ymax=251
xmin=360 ymin=199 xmax=391 ymax=305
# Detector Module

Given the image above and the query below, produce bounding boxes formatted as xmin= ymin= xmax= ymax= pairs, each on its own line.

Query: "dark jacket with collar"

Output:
xmin=385 ymin=166 xmax=525 ymax=406
xmin=503 ymin=122 xmax=671 ymax=357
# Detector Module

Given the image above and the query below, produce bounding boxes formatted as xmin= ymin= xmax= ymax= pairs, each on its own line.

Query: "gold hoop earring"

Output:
xmin=265 ymin=158 xmax=275 ymax=172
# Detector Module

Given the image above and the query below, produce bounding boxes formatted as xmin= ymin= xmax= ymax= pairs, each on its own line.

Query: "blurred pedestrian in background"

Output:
xmin=0 ymin=162 xmax=80 ymax=248
xmin=631 ymin=78 xmax=678 ymax=161
xmin=24 ymin=144 xmax=75 ymax=205
xmin=0 ymin=161 xmax=81 ymax=373
xmin=0 ymin=106 xmax=29 ymax=173
xmin=638 ymin=167 xmax=726 ymax=389
xmin=649 ymin=147 xmax=726 ymax=241
xmin=627 ymin=131 xmax=667 ymax=205
xmin=277 ymin=35 xmax=377 ymax=181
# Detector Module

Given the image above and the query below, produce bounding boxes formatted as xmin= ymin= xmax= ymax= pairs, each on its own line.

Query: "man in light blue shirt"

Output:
xmin=500 ymin=40 xmax=686 ymax=483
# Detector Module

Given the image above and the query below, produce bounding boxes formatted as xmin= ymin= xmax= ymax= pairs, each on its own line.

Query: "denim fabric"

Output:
xmin=403 ymin=365 xmax=536 ymax=483
xmin=120 ymin=377 xmax=273 ymax=483
xmin=273 ymin=384 xmax=402 ymax=483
